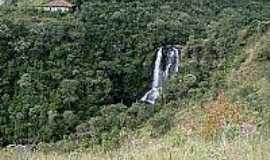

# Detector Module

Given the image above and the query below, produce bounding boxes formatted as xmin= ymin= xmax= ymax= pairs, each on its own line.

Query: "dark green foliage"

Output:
xmin=0 ymin=0 xmax=270 ymax=147
xmin=73 ymin=103 xmax=155 ymax=147
xmin=149 ymin=109 xmax=173 ymax=137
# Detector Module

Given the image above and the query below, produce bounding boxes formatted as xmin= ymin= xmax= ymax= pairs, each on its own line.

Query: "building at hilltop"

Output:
xmin=42 ymin=0 xmax=76 ymax=12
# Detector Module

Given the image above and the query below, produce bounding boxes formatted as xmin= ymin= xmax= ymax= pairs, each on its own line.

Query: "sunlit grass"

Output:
xmin=1 ymin=134 xmax=269 ymax=160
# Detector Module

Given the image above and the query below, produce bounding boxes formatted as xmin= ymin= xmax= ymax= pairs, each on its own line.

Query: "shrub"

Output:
xmin=120 ymin=103 xmax=154 ymax=129
xmin=257 ymin=43 xmax=270 ymax=61
xmin=149 ymin=109 xmax=174 ymax=137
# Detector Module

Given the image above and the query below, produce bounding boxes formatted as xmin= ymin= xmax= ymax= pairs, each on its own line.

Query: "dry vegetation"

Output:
xmin=0 ymin=132 xmax=269 ymax=160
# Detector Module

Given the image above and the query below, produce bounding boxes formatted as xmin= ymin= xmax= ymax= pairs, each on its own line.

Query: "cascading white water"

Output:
xmin=152 ymin=47 xmax=163 ymax=88
xmin=141 ymin=46 xmax=180 ymax=104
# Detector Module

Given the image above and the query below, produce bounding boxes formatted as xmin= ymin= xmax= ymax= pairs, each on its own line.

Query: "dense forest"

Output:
xmin=0 ymin=0 xmax=270 ymax=152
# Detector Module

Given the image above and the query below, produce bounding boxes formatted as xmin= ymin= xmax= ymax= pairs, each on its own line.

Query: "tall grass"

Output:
xmin=0 ymin=135 xmax=269 ymax=160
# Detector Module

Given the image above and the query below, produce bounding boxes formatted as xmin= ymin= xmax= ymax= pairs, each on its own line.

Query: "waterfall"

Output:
xmin=141 ymin=46 xmax=180 ymax=104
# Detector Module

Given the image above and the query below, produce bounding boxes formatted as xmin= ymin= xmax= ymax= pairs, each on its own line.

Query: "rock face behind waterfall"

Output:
xmin=141 ymin=46 xmax=180 ymax=104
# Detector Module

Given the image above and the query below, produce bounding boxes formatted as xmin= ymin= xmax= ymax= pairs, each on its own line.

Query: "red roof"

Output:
xmin=46 ymin=0 xmax=75 ymax=7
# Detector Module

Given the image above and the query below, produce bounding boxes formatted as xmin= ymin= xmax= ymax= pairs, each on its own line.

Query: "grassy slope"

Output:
xmin=1 ymin=136 xmax=269 ymax=160
xmin=227 ymin=27 xmax=270 ymax=131
xmin=1 ymin=23 xmax=270 ymax=160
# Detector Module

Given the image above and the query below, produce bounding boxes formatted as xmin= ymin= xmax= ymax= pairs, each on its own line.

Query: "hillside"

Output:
xmin=1 ymin=27 xmax=270 ymax=160
xmin=0 ymin=0 xmax=270 ymax=159
xmin=90 ymin=28 xmax=270 ymax=160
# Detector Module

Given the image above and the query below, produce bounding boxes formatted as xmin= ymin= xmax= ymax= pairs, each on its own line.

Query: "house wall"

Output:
xmin=0 ymin=0 xmax=5 ymax=5
xmin=44 ymin=7 xmax=71 ymax=12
